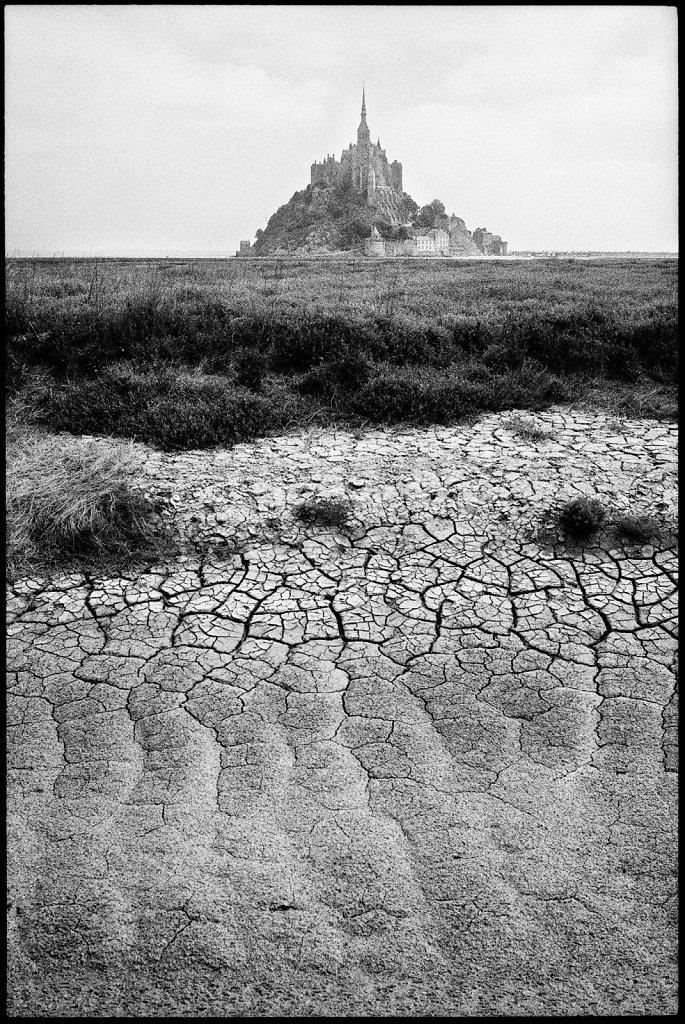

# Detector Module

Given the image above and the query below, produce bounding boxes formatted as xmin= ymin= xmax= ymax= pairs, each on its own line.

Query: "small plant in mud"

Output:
xmin=614 ymin=512 xmax=659 ymax=543
xmin=505 ymin=413 xmax=553 ymax=442
xmin=559 ymin=496 xmax=606 ymax=538
xmin=294 ymin=496 xmax=352 ymax=529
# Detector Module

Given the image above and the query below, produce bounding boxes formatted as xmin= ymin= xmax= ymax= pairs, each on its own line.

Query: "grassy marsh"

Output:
xmin=5 ymin=255 xmax=678 ymax=448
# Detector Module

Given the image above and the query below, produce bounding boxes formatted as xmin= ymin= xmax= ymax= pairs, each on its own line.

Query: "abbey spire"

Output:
xmin=357 ymin=86 xmax=370 ymax=145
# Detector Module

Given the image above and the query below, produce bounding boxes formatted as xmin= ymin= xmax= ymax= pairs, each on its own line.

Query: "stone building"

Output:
xmin=472 ymin=228 xmax=508 ymax=256
xmin=365 ymin=219 xmax=509 ymax=260
xmin=366 ymin=226 xmax=451 ymax=258
xmin=365 ymin=225 xmax=386 ymax=257
xmin=410 ymin=227 xmax=450 ymax=256
xmin=311 ymin=90 xmax=406 ymax=223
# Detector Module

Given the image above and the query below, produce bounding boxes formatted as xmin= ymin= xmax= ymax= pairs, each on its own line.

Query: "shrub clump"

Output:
xmin=294 ymin=496 xmax=352 ymax=529
xmin=559 ymin=496 xmax=606 ymax=537
xmin=349 ymin=365 xmax=479 ymax=423
xmin=297 ymin=354 xmax=371 ymax=400
xmin=347 ymin=362 xmax=569 ymax=425
xmin=505 ymin=413 xmax=553 ymax=442
xmin=615 ymin=513 xmax=659 ymax=543
xmin=34 ymin=364 xmax=280 ymax=450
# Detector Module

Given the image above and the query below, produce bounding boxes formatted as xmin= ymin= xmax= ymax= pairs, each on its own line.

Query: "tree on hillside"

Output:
xmin=379 ymin=224 xmax=411 ymax=241
xmin=414 ymin=205 xmax=436 ymax=228
xmin=413 ymin=199 xmax=446 ymax=229
xmin=403 ymin=195 xmax=420 ymax=220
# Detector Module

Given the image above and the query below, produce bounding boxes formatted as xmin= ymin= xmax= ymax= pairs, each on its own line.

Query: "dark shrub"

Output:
xmin=371 ymin=317 xmax=453 ymax=366
xmin=331 ymin=353 xmax=371 ymax=390
xmin=350 ymin=366 xmax=477 ymax=424
xmin=349 ymin=360 xmax=571 ymax=426
xmin=6 ymin=348 xmax=27 ymax=394
xmin=234 ymin=348 xmax=267 ymax=391
xmin=269 ymin=315 xmax=356 ymax=372
xmin=560 ymin=497 xmax=606 ymax=537
xmin=622 ymin=314 xmax=677 ymax=383
xmin=36 ymin=365 xmax=279 ymax=450
xmin=452 ymin=321 xmax=486 ymax=357
xmin=5 ymin=293 xmax=30 ymax=336
xmin=351 ymin=368 xmax=439 ymax=422
xmin=495 ymin=363 xmax=571 ymax=408
xmin=295 ymin=497 xmax=351 ymax=529
xmin=296 ymin=365 xmax=331 ymax=398
xmin=615 ymin=513 xmax=659 ymax=543
xmin=22 ymin=308 xmax=116 ymax=375
xmin=297 ymin=354 xmax=370 ymax=398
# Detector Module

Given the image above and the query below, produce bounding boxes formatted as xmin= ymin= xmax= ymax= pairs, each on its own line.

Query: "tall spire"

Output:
xmin=357 ymin=84 xmax=370 ymax=145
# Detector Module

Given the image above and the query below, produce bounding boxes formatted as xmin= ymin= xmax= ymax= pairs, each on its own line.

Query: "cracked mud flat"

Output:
xmin=7 ymin=409 xmax=678 ymax=1016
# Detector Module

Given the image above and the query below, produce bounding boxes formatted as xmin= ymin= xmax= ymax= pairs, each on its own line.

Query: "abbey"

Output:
xmin=311 ymin=89 xmax=407 ymax=225
xmin=242 ymin=91 xmax=508 ymax=257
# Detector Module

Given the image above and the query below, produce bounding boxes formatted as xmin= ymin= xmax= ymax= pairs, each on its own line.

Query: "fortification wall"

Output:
xmin=311 ymin=156 xmax=341 ymax=187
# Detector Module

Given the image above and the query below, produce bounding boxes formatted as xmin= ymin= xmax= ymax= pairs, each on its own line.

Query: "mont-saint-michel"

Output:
xmin=238 ymin=91 xmax=507 ymax=258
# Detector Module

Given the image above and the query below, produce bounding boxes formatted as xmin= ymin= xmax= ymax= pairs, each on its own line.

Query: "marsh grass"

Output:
xmin=504 ymin=413 xmax=554 ymax=442
xmin=6 ymin=426 xmax=171 ymax=579
xmin=5 ymin=256 xmax=677 ymax=448
xmin=573 ymin=378 xmax=679 ymax=421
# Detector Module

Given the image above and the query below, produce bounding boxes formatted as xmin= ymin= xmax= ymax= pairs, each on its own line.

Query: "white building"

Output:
xmin=412 ymin=228 xmax=450 ymax=256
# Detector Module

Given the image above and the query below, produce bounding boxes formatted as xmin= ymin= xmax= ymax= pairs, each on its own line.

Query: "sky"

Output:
xmin=5 ymin=5 xmax=679 ymax=254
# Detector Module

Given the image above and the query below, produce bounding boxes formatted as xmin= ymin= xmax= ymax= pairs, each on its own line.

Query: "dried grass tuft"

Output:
xmin=7 ymin=426 xmax=168 ymax=578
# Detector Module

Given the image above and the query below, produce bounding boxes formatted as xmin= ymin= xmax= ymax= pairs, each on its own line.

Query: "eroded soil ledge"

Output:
xmin=7 ymin=408 xmax=678 ymax=1016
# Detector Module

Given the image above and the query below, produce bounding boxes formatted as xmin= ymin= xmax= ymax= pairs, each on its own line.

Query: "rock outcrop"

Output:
xmin=252 ymin=180 xmax=418 ymax=256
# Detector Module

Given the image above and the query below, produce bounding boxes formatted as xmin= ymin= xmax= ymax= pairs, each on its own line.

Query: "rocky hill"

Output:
xmin=252 ymin=180 xmax=419 ymax=256
xmin=447 ymin=223 xmax=483 ymax=257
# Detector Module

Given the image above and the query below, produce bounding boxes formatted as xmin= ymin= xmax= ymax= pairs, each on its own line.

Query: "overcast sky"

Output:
xmin=5 ymin=5 xmax=678 ymax=254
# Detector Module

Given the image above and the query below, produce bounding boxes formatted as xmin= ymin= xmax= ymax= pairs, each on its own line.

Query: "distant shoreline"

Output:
xmin=5 ymin=252 xmax=679 ymax=262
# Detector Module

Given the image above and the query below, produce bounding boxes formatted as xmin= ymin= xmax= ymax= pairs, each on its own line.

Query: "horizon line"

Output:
xmin=6 ymin=249 xmax=679 ymax=259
